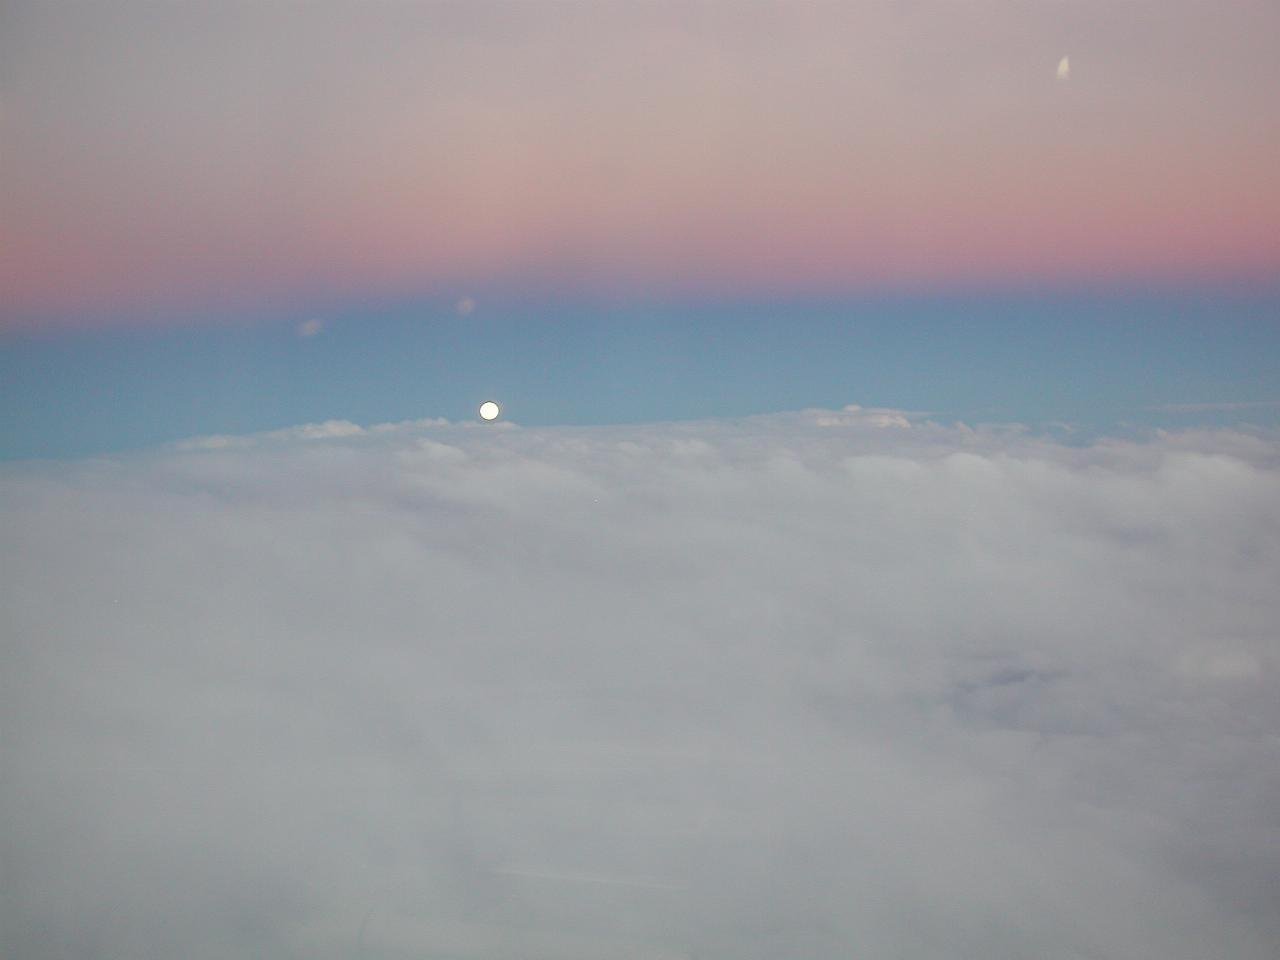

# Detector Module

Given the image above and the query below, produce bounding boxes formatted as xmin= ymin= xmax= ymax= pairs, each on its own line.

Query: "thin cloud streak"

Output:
xmin=1148 ymin=399 xmax=1280 ymax=413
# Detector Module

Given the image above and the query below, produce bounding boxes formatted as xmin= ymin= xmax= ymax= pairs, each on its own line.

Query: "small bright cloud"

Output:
xmin=1057 ymin=55 xmax=1071 ymax=81
xmin=296 ymin=318 xmax=323 ymax=337
xmin=292 ymin=419 xmax=363 ymax=439
xmin=811 ymin=404 xmax=916 ymax=429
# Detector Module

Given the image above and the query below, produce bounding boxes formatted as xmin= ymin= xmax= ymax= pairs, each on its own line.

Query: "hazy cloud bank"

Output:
xmin=3 ymin=407 xmax=1278 ymax=959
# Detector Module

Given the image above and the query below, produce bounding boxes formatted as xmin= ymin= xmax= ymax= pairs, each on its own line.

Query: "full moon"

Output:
xmin=478 ymin=401 xmax=501 ymax=421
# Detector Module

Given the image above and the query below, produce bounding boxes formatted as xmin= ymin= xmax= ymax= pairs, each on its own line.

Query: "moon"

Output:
xmin=478 ymin=401 xmax=501 ymax=421
xmin=1057 ymin=55 xmax=1070 ymax=81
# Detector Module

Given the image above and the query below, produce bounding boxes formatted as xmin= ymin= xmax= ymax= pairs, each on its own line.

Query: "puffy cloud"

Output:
xmin=176 ymin=418 xmax=371 ymax=451
xmin=2 ymin=409 xmax=1279 ymax=959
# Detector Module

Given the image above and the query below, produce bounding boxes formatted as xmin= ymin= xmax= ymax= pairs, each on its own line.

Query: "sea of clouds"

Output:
xmin=3 ymin=406 xmax=1278 ymax=959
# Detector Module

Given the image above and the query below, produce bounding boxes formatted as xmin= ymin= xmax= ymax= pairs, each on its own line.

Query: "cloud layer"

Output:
xmin=3 ymin=407 xmax=1279 ymax=958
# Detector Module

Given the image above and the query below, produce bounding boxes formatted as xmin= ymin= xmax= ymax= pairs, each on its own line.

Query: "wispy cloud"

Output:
xmin=1147 ymin=399 xmax=1280 ymax=413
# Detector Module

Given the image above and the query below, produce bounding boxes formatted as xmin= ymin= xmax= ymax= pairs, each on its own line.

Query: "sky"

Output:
xmin=3 ymin=289 xmax=1280 ymax=460
xmin=4 ymin=0 xmax=1279 ymax=318
xmin=1 ymin=1 xmax=1279 ymax=457
xmin=2 ymin=5 xmax=1280 ymax=956
xmin=3 ymin=409 xmax=1280 ymax=958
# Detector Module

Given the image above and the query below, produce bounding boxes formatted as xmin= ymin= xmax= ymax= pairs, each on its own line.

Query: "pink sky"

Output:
xmin=3 ymin=1 xmax=1278 ymax=326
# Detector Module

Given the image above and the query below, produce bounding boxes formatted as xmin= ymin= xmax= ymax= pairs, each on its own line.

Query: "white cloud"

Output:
xmin=177 ymin=418 xmax=372 ymax=451
xmin=809 ymin=403 xmax=917 ymax=428
xmin=291 ymin=418 xmax=363 ymax=439
xmin=3 ymin=409 xmax=1279 ymax=959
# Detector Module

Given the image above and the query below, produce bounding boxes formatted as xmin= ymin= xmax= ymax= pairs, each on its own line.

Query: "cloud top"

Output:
xmin=3 ymin=408 xmax=1279 ymax=958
